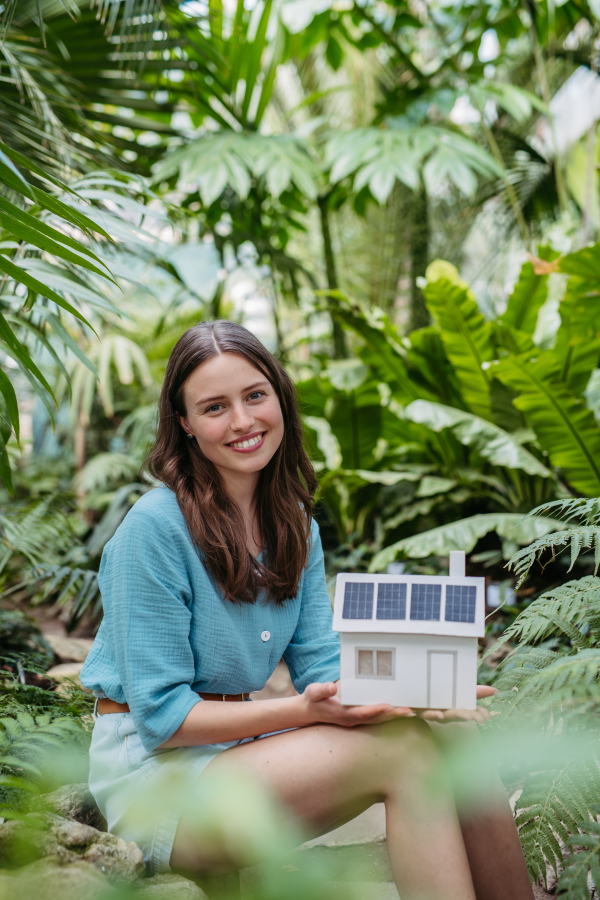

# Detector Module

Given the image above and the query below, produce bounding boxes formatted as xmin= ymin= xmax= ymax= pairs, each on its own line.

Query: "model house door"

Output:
xmin=427 ymin=651 xmax=457 ymax=709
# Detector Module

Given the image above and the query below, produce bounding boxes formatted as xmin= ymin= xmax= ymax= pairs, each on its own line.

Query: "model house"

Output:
xmin=332 ymin=552 xmax=485 ymax=710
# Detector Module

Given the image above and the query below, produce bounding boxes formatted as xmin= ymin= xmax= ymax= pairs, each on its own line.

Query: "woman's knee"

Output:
xmin=369 ymin=717 xmax=444 ymax=781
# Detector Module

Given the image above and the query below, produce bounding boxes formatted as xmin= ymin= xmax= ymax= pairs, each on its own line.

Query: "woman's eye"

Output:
xmin=248 ymin=391 xmax=264 ymax=401
xmin=206 ymin=404 xmax=222 ymax=413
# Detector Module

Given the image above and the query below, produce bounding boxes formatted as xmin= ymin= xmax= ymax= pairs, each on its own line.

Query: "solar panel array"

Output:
xmin=341 ymin=580 xmax=478 ymax=622
xmin=410 ymin=583 xmax=442 ymax=621
xmin=377 ymin=582 xmax=407 ymax=619
xmin=342 ymin=582 xmax=374 ymax=619
xmin=445 ymin=585 xmax=477 ymax=623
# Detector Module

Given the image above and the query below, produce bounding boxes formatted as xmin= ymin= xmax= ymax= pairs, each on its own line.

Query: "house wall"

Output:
xmin=339 ymin=632 xmax=478 ymax=710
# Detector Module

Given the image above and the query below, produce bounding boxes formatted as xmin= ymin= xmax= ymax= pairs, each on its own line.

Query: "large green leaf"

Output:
xmin=500 ymin=253 xmax=555 ymax=334
xmin=559 ymin=242 xmax=600 ymax=286
xmin=494 ymin=354 xmax=600 ymax=496
xmin=152 ymin=132 xmax=319 ymax=206
xmin=325 ymin=124 xmax=502 ymax=202
xmin=325 ymin=293 xmax=430 ymax=404
xmin=403 ymin=400 xmax=550 ymax=476
xmin=370 ymin=512 xmax=565 ymax=571
xmin=423 ymin=272 xmax=494 ymax=419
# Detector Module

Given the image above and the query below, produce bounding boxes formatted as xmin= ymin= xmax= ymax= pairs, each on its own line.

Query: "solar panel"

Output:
xmin=342 ymin=582 xmax=374 ymax=619
xmin=377 ymin=582 xmax=407 ymax=619
xmin=445 ymin=584 xmax=477 ymax=623
xmin=410 ymin=583 xmax=441 ymax=620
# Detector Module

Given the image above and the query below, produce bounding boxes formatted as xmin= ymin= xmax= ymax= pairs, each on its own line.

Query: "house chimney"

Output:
xmin=449 ymin=551 xmax=465 ymax=578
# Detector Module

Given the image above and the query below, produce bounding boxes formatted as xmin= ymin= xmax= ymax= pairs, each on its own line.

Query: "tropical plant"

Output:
xmin=0 ymin=709 xmax=90 ymax=814
xmin=294 ymin=237 xmax=600 ymax=579
xmin=481 ymin=497 xmax=600 ymax=895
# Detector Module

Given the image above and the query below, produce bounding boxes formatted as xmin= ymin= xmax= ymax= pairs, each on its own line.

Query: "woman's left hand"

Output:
xmin=413 ymin=685 xmax=498 ymax=724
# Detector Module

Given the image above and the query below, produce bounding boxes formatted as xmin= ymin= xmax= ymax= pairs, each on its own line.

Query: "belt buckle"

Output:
xmin=222 ymin=694 xmax=227 ymax=702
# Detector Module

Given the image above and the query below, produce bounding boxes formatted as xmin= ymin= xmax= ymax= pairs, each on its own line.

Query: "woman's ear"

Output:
xmin=178 ymin=415 xmax=191 ymax=436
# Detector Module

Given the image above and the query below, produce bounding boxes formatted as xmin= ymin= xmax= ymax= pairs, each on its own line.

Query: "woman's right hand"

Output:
xmin=300 ymin=681 xmax=415 ymax=727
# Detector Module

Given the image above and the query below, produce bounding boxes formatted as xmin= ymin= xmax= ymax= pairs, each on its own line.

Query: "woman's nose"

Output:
xmin=230 ymin=403 xmax=254 ymax=431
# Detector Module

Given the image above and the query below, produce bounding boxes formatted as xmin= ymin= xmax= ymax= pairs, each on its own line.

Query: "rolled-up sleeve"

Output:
xmin=98 ymin=510 xmax=201 ymax=751
xmin=283 ymin=520 xmax=340 ymax=691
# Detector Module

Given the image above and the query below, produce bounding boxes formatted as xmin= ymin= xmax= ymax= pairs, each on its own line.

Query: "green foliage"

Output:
xmin=494 ymin=355 xmax=600 ymax=497
xmin=0 ymin=608 xmax=53 ymax=671
xmin=482 ymin=499 xmax=600 ymax=893
xmin=507 ymin=500 xmax=600 ymax=587
xmin=0 ymin=710 xmax=90 ymax=813
xmin=423 ymin=273 xmax=494 ymax=420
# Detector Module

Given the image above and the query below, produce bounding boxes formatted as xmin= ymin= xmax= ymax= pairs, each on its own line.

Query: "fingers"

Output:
xmin=415 ymin=706 xmax=491 ymax=724
xmin=476 ymin=685 xmax=498 ymax=699
xmin=305 ymin=681 xmax=338 ymax=703
xmin=333 ymin=703 xmax=415 ymax=727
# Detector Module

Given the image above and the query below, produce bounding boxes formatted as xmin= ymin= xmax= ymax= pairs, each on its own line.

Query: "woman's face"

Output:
xmin=179 ymin=352 xmax=285 ymax=485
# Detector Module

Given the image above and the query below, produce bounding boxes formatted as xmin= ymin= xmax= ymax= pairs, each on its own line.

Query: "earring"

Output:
xmin=186 ymin=433 xmax=194 ymax=439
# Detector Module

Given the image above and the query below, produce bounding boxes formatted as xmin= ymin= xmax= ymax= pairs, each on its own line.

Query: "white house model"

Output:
xmin=333 ymin=552 xmax=485 ymax=710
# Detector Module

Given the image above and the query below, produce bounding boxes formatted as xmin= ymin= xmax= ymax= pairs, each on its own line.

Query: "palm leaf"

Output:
xmin=494 ymin=354 xmax=600 ymax=496
xmin=423 ymin=273 xmax=494 ymax=420
xmin=369 ymin=511 xmax=565 ymax=571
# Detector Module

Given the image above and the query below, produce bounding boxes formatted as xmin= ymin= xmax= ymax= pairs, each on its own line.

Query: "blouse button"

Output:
xmin=261 ymin=631 xmax=271 ymax=642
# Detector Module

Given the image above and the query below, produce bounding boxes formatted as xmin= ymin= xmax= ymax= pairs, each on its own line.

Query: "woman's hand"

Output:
xmin=413 ymin=685 xmax=498 ymax=724
xmin=301 ymin=683 xmax=498 ymax=728
xmin=301 ymin=681 xmax=415 ymax=727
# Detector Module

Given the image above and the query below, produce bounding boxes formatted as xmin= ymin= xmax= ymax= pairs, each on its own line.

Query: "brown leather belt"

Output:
xmin=96 ymin=692 xmax=250 ymax=715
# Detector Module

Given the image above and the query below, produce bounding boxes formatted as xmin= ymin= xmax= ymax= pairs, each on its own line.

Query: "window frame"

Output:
xmin=355 ymin=646 xmax=396 ymax=680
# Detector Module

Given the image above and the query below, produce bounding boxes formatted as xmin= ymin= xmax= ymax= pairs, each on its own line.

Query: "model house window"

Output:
xmin=343 ymin=582 xmax=374 ymax=619
xmin=356 ymin=648 xmax=395 ymax=679
xmin=445 ymin=585 xmax=476 ymax=623
xmin=377 ymin=583 xmax=407 ymax=619
xmin=410 ymin=583 xmax=441 ymax=621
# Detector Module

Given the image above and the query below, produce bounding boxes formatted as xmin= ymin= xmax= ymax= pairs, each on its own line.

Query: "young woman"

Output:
xmin=81 ymin=321 xmax=533 ymax=900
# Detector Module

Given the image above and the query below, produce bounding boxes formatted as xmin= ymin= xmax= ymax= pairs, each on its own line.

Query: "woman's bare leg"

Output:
xmin=171 ymin=717 xmax=476 ymax=900
xmin=431 ymin=722 xmax=533 ymax=900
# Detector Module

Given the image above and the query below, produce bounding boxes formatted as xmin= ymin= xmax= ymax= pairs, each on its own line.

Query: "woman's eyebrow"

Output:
xmin=195 ymin=381 xmax=270 ymax=407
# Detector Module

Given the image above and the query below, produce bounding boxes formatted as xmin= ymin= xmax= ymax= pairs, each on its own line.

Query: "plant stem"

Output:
xmin=408 ymin=173 xmax=430 ymax=333
xmin=318 ymin=193 xmax=347 ymax=358
xmin=481 ymin=119 xmax=530 ymax=246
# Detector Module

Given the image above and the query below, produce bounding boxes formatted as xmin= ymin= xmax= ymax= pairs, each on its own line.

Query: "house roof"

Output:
xmin=332 ymin=572 xmax=486 ymax=638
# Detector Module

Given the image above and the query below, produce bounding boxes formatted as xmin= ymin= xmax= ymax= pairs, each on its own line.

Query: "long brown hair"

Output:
xmin=145 ymin=321 xmax=317 ymax=604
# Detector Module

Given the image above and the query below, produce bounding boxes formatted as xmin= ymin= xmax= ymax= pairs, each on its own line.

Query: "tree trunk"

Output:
xmin=318 ymin=194 xmax=347 ymax=358
xmin=408 ymin=175 xmax=430 ymax=333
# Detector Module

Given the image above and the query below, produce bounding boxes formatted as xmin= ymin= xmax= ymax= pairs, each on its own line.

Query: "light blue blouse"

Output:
xmin=81 ymin=487 xmax=340 ymax=752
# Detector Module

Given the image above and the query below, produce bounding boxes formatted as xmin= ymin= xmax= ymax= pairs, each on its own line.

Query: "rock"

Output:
xmin=0 ymin=857 xmax=111 ymax=900
xmin=0 ymin=813 xmax=145 ymax=882
xmin=43 ymin=635 xmax=94 ymax=664
xmin=138 ymin=873 xmax=210 ymax=899
xmin=45 ymin=662 xmax=91 ymax=692
xmin=32 ymin=783 xmax=107 ymax=832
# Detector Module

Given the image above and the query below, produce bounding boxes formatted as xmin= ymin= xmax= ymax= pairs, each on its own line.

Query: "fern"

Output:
xmin=484 ymin=577 xmax=600 ymax=660
xmin=75 ymin=452 xmax=140 ymax=495
xmin=484 ymin=521 xmax=600 ymax=894
xmin=515 ymin=763 xmax=600 ymax=887
xmin=0 ymin=496 xmax=78 ymax=575
xmin=559 ymin=816 xmax=600 ymax=899
xmin=508 ymin=499 xmax=600 ymax=587
xmin=0 ymin=713 xmax=88 ymax=813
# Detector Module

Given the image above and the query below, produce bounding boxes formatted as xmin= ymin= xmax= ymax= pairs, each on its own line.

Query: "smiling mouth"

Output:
xmin=227 ymin=432 xmax=266 ymax=451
